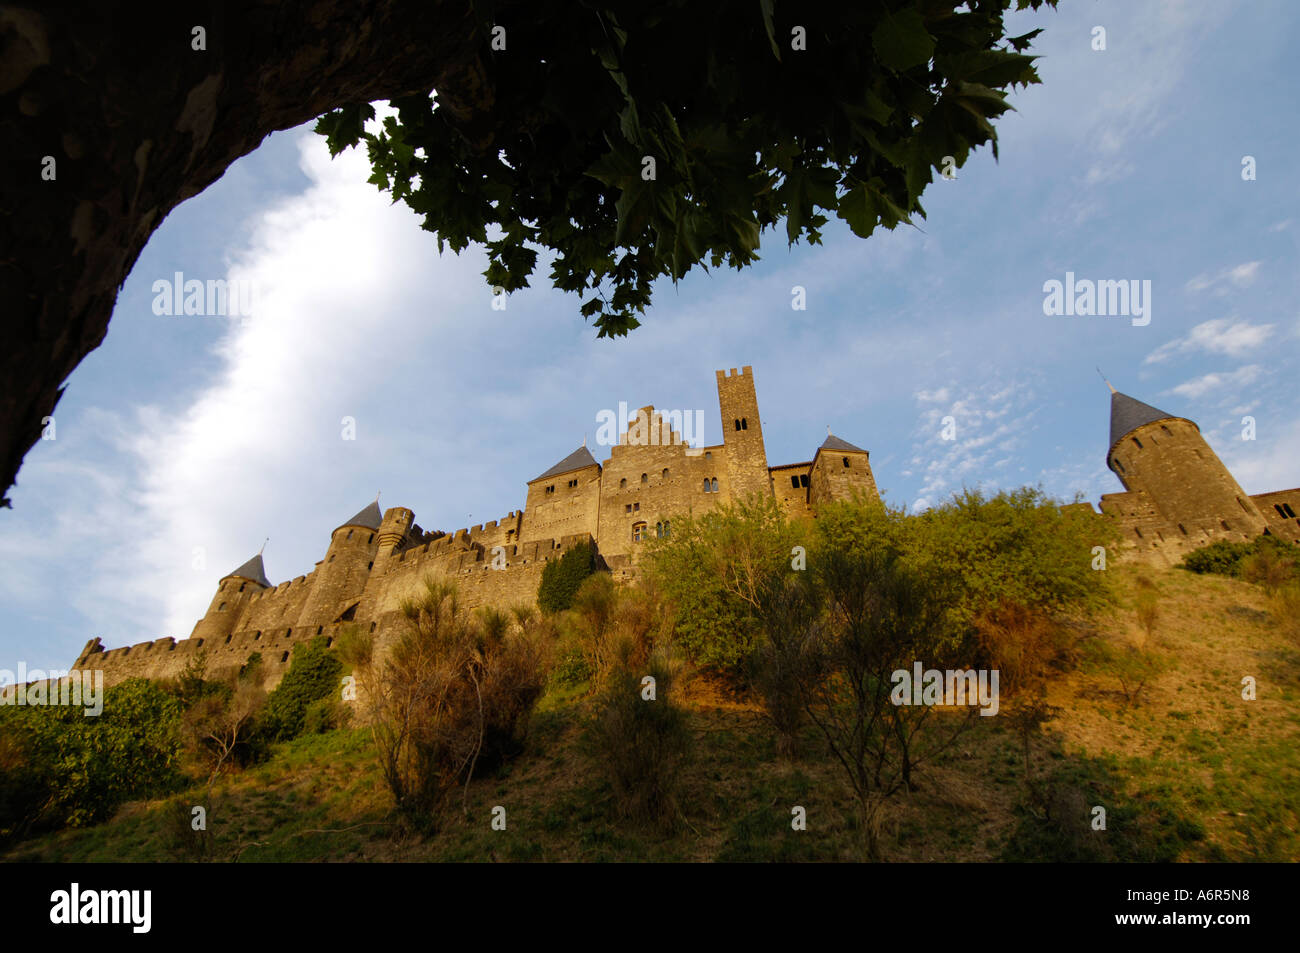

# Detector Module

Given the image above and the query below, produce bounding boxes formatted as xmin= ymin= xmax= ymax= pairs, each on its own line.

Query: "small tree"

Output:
xmin=538 ymin=541 xmax=599 ymax=614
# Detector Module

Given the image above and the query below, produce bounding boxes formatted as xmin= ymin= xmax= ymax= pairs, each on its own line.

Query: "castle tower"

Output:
xmin=296 ymin=501 xmax=383 ymax=627
xmin=371 ymin=506 xmax=415 ymax=576
xmin=1105 ymin=389 xmax=1267 ymax=541
xmin=717 ymin=366 xmax=769 ymax=500
xmin=189 ymin=552 xmax=273 ymax=642
xmin=808 ymin=432 xmax=880 ymax=505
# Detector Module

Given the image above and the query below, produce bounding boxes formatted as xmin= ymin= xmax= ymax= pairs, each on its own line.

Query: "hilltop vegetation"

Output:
xmin=3 ymin=491 xmax=1297 ymax=862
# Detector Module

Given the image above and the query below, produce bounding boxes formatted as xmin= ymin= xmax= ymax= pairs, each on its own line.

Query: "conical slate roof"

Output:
xmin=337 ymin=500 xmax=383 ymax=532
xmin=226 ymin=554 xmax=272 ymax=589
xmin=1109 ymin=391 xmax=1183 ymax=452
xmin=820 ymin=433 xmax=867 ymax=453
xmin=531 ymin=445 xmax=599 ymax=482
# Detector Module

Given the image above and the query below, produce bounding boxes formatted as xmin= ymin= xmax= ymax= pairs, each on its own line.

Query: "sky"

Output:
xmin=2 ymin=0 xmax=1297 ymax=672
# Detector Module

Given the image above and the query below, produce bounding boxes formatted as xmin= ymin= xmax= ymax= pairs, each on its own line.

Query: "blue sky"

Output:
xmin=3 ymin=0 xmax=1298 ymax=671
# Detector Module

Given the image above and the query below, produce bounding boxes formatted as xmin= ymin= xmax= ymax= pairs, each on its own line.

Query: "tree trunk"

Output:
xmin=0 ymin=0 xmax=510 ymax=505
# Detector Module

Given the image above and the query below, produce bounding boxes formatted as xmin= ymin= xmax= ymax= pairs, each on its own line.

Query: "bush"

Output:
xmin=1181 ymin=535 xmax=1298 ymax=589
xmin=262 ymin=636 xmax=343 ymax=741
xmin=538 ymin=540 xmax=599 ymax=614
xmin=302 ymin=696 xmax=352 ymax=734
xmin=0 ymin=678 xmax=184 ymax=838
xmin=341 ymin=578 xmax=545 ymax=832
xmin=647 ymin=495 xmax=802 ymax=681
xmin=582 ymin=664 xmax=693 ymax=829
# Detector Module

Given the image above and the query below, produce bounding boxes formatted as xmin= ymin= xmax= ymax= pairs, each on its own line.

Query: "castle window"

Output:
xmin=620 ymin=478 xmax=627 ymax=489
xmin=741 ymin=417 xmax=748 ymax=430
xmin=239 ymin=582 xmax=246 ymax=592
xmin=281 ymin=652 xmax=290 ymax=663
xmin=1178 ymin=523 xmax=1187 ymax=535
xmin=370 ymin=622 xmax=377 ymax=632
xmin=711 ymin=478 xmax=719 ymax=493
xmin=1131 ymin=437 xmax=1143 ymax=450
xmin=254 ymin=631 xmax=261 ymax=640
xmin=792 ymin=475 xmax=800 ymax=489
xmin=368 ymin=533 xmax=374 ymax=544
xmin=625 ymin=503 xmax=632 ymax=513
xmin=1284 ymin=503 xmax=1297 ymax=519
xmin=632 ymin=521 xmax=647 ymax=542
xmin=633 ymin=502 xmax=640 ymax=512
xmin=843 ymin=456 xmax=850 ymax=468
xmin=346 ymin=529 xmax=353 ymax=540
xmin=569 ymin=479 xmax=578 ymax=488
xmin=800 ymin=474 xmax=809 ymax=488
xmin=1134 ymin=528 xmax=1143 ymax=539
xmin=285 ymin=628 xmax=292 ymax=638
xmin=703 ymin=479 xmax=711 ymax=493
xmin=225 ymin=635 xmax=232 ymax=644
xmin=1277 ymin=504 xmax=1288 ymax=518
xmin=218 ymin=602 xmax=227 ymax=611
xmin=367 ymin=561 xmax=373 ymax=570
xmin=1221 ymin=520 xmax=1231 ymax=531
xmin=734 ymin=418 xmax=741 ymax=431
xmin=662 ymin=468 xmax=669 ymax=479
xmin=317 ymin=626 xmax=323 ymax=635
xmin=705 ymin=451 xmax=712 ymax=460
xmin=1161 ymin=425 xmax=1172 ymax=436
xmin=1237 ymin=497 xmax=1250 ymax=513
xmin=663 ymin=521 xmax=670 ymax=538
xmin=1114 ymin=458 xmax=1126 ymax=474
xmin=656 ymin=521 xmax=664 ymax=537
xmin=641 ymin=473 xmax=648 ymax=484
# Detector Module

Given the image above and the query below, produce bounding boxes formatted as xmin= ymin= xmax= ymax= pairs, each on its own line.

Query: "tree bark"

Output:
xmin=0 ymin=0 xmax=509 ymax=505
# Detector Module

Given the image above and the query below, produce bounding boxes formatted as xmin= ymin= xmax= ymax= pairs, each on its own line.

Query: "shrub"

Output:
xmin=647 ymin=495 xmax=802 ymax=681
xmin=0 ymin=678 xmax=184 ymax=837
xmin=1180 ymin=538 xmax=1251 ymax=576
xmin=262 ymin=636 xmax=343 ymax=741
xmin=538 ymin=540 xmax=599 ymax=614
xmin=582 ymin=664 xmax=693 ymax=829
xmin=341 ymin=578 xmax=545 ymax=832
xmin=302 ymin=695 xmax=352 ymax=734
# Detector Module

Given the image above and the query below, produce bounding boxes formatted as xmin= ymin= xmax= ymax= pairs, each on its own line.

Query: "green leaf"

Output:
xmin=872 ymin=9 xmax=935 ymax=73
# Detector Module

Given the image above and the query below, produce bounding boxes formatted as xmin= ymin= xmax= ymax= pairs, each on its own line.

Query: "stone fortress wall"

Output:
xmin=58 ymin=370 xmax=1300 ymax=691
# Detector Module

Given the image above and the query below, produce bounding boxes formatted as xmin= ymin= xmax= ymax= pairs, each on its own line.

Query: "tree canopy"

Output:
xmin=318 ymin=0 xmax=1055 ymax=338
xmin=1 ymin=0 xmax=1055 ymax=503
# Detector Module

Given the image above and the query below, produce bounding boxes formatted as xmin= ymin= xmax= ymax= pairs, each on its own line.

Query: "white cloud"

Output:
xmin=1184 ymin=261 xmax=1262 ymax=295
xmin=1144 ymin=317 xmax=1273 ymax=363
xmin=1168 ymin=364 xmax=1263 ymax=399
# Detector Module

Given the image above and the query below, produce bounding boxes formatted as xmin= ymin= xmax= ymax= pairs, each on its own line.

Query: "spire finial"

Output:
xmin=375 ymin=489 xmax=381 ymax=503
xmin=1097 ymin=367 xmax=1116 ymax=394
xmin=259 ymin=537 xmax=268 ymax=556
xmin=582 ymin=433 xmax=586 ymax=448
xmin=827 ymin=424 xmax=832 ymax=437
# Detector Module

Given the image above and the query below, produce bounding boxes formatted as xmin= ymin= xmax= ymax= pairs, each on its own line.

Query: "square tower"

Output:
xmin=716 ymin=366 xmax=770 ymax=500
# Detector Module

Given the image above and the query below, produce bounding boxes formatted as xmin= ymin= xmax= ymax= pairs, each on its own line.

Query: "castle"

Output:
xmin=66 ymin=368 xmax=1298 ymax=691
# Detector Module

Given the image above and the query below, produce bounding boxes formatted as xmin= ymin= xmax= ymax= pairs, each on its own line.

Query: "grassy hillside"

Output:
xmin=6 ymin=560 xmax=1296 ymax=863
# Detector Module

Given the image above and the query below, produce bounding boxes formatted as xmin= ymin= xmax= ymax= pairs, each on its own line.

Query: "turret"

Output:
xmin=296 ymin=501 xmax=383 ymax=627
xmin=189 ymin=552 xmax=273 ymax=642
xmin=808 ymin=432 xmax=879 ymax=505
xmin=371 ymin=506 xmax=416 ymax=576
xmin=1105 ymin=389 xmax=1267 ymax=540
